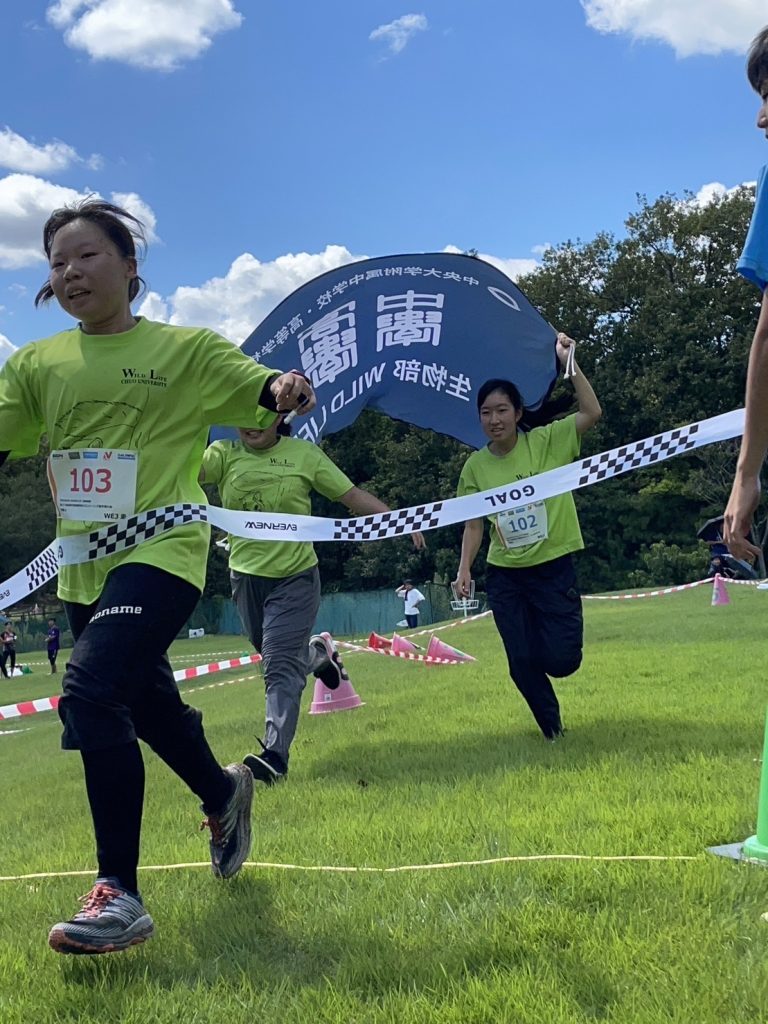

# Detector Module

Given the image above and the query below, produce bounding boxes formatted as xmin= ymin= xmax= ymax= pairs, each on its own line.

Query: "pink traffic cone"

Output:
xmin=368 ymin=631 xmax=392 ymax=650
xmin=711 ymin=573 xmax=731 ymax=607
xmin=308 ymin=676 xmax=364 ymax=714
xmin=392 ymin=633 xmax=418 ymax=655
xmin=426 ymin=635 xmax=476 ymax=663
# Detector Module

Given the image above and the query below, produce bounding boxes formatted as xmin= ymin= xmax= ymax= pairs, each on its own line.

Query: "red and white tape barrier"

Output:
xmin=173 ymin=652 xmax=261 ymax=680
xmin=348 ymin=609 xmax=492 ymax=647
xmin=0 ymin=653 xmax=262 ymax=722
xmin=582 ymin=575 xmax=765 ymax=600
xmin=335 ymin=640 xmax=468 ymax=665
xmin=581 ymin=578 xmax=710 ymax=600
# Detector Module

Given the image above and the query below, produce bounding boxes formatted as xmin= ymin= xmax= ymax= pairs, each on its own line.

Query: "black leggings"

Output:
xmin=61 ymin=562 xmax=231 ymax=893
xmin=486 ymin=555 xmax=583 ymax=738
xmin=0 ymin=648 xmax=16 ymax=677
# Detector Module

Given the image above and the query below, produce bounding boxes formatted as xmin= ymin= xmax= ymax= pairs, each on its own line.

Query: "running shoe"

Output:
xmin=243 ymin=742 xmax=288 ymax=785
xmin=48 ymin=881 xmax=153 ymax=955
xmin=200 ymin=763 xmax=254 ymax=879
xmin=309 ymin=631 xmax=350 ymax=691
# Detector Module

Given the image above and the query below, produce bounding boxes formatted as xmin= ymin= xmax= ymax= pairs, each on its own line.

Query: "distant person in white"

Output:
xmin=396 ymin=580 xmax=425 ymax=628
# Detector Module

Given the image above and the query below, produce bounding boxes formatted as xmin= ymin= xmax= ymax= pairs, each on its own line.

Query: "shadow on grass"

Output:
xmin=303 ymin=714 xmax=761 ymax=785
xmin=59 ymin=874 xmax=282 ymax=989
xmin=56 ymin=869 xmax=625 ymax=1017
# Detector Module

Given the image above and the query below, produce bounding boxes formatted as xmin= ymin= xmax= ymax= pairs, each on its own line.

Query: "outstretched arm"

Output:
xmin=338 ymin=486 xmax=426 ymax=549
xmin=454 ymin=518 xmax=484 ymax=597
xmin=556 ymin=332 xmax=602 ymax=436
xmin=724 ymin=290 xmax=768 ymax=559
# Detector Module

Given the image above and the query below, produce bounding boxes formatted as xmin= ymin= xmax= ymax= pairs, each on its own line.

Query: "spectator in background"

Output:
xmin=0 ymin=622 xmax=18 ymax=678
xmin=396 ymin=580 xmax=426 ymax=628
xmin=47 ymin=618 xmax=61 ymax=674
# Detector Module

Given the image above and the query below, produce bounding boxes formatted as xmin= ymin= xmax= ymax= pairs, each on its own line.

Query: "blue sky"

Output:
xmin=1 ymin=0 xmax=766 ymax=360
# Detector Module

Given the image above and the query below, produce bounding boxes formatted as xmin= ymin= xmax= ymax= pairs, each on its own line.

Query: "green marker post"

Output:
xmin=743 ymin=709 xmax=768 ymax=864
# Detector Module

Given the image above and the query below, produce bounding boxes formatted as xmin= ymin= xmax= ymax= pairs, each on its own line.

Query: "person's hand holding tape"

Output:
xmin=269 ymin=370 xmax=316 ymax=420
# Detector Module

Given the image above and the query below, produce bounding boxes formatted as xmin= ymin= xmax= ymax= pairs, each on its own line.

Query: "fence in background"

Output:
xmin=5 ymin=582 xmax=479 ymax=653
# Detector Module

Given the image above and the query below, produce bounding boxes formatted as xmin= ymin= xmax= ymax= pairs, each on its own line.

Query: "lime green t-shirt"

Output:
xmin=202 ymin=437 xmax=354 ymax=579
xmin=457 ymin=415 xmax=583 ymax=568
xmin=0 ymin=317 xmax=279 ymax=603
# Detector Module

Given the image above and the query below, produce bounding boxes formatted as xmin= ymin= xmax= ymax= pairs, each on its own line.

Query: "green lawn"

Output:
xmin=1 ymin=587 xmax=767 ymax=1023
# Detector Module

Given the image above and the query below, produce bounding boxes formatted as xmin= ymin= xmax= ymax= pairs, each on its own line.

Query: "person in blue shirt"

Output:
xmin=725 ymin=27 xmax=768 ymax=555
xmin=47 ymin=618 xmax=61 ymax=674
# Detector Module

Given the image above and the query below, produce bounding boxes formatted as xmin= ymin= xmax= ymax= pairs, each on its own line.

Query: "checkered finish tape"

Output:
xmin=1 ymin=410 xmax=744 ymax=596
xmin=87 ymin=504 xmax=209 ymax=560
xmin=25 ymin=545 xmax=59 ymax=592
xmin=332 ymin=503 xmax=444 ymax=541
xmin=576 ymin=424 xmax=700 ymax=487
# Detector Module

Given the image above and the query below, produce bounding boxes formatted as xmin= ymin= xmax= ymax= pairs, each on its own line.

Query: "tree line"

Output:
xmin=0 ymin=186 xmax=761 ymax=603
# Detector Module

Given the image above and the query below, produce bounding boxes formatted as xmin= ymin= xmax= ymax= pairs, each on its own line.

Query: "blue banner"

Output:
xmin=232 ymin=252 xmax=557 ymax=449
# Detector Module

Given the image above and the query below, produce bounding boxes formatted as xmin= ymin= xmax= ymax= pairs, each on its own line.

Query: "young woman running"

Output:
xmin=454 ymin=333 xmax=601 ymax=740
xmin=202 ymin=418 xmax=424 ymax=784
xmin=0 ymin=199 xmax=314 ymax=955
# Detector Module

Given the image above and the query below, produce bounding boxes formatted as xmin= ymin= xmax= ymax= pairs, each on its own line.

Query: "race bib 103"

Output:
xmin=48 ymin=449 xmax=138 ymax=521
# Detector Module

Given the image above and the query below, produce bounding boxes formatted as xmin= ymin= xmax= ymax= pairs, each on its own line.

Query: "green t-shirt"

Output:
xmin=0 ymin=317 xmax=279 ymax=603
xmin=202 ymin=436 xmax=354 ymax=579
xmin=457 ymin=415 xmax=583 ymax=568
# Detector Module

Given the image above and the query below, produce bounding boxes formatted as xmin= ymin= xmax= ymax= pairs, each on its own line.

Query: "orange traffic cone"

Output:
xmin=308 ymin=677 xmax=364 ymax=714
xmin=368 ymin=631 xmax=392 ymax=650
xmin=426 ymin=635 xmax=476 ymax=663
xmin=711 ymin=573 xmax=731 ymax=607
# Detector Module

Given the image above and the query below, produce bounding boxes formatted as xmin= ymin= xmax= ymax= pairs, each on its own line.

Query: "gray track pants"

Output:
xmin=231 ymin=567 xmax=326 ymax=762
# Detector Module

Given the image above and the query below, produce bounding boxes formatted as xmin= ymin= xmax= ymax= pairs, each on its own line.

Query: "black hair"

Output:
xmin=35 ymin=198 xmax=147 ymax=307
xmin=277 ymin=418 xmax=292 ymax=437
xmin=477 ymin=378 xmax=524 ymax=414
xmin=747 ymin=26 xmax=768 ymax=93
xmin=477 ymin=378 xmax=573 ymax=431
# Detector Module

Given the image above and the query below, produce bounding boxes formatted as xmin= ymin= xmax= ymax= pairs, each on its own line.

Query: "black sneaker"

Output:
xmin=309 ymin=631 xmax=350 ymax=691
xmin=243 ymin=743 xmax=288 ymax=786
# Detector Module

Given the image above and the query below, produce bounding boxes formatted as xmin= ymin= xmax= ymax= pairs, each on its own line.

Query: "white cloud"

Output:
xmin=112 ymin=191 xmax=159 ymax=243
xmin=140 ymin=242 xmax=542 ymax=345
xmin=582 ymin=0 xmax=765 ymax=57
xmin=0 ymin=173 xmax=158 ymax=269
xmin=369 ymin=13 xmax=428 ymax=56
xmin=46 ymin=0 xmax=243 ymax=71
xmin=0 ymin=175 xmax=86 ymax=269
xmin=441 ymin=245 xmax=539 ymax=281
xmin=138 ymin=245 xmax=363 ymax=344
xmin=137 ymin=291 xmax=168 ymax=322
xmin=0 ymin=127 xmax=102 ymax=175
xmin=0 ymin=334 xmax=17 ymax=367
xmin=689 ymin=179 xmax=756 ymax=207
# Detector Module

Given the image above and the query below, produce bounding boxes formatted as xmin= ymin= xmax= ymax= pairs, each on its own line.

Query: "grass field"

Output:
xmin=1 ymin=586 xmax=767 ymax=1023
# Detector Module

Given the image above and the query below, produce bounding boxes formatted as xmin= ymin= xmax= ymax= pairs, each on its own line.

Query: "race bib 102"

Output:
xmin=494 ymin=501 xmax=548 ymax=550
xmin=48 ymin=449 xmax=138 ymax=521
